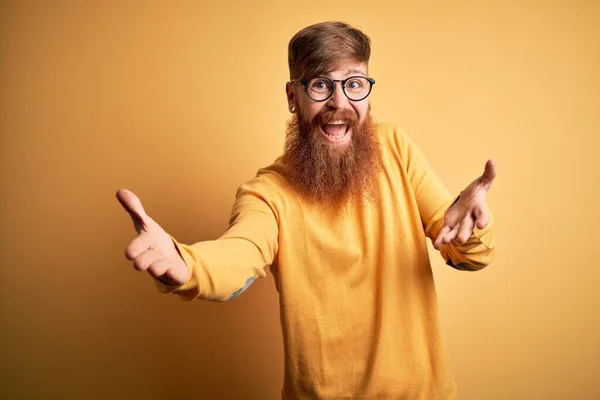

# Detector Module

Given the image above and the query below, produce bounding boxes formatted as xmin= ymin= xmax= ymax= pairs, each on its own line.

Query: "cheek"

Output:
xmin=300 ymin=102 xmax=324 ymax=123
xmin=353 ymin=102 xmax=369 ymax=123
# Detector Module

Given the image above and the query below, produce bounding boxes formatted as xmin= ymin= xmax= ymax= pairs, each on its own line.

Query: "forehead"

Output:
xmin=319 ymin=61 xmax=368 ymax=79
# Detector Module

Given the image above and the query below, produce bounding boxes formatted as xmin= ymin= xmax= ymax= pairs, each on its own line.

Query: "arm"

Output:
xmin=395 ymin=127 xmax=496 ymax=271
xmin=155 ymin=176 xmax=279 ymax=301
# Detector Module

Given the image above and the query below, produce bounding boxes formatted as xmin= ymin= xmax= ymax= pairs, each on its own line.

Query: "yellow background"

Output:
xmin=1 ymin=1 xmax=598 ymax=399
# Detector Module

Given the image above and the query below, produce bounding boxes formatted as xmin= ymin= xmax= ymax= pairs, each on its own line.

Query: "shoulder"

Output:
xmin=234 ymin=156 xmax=291 ymax=207
xmin=375 ymin=122 xmax=412 ymax=159
xmin=256 ymin=156 xmax=291 ymax=195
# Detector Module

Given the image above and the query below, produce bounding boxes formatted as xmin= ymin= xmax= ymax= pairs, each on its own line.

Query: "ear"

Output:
xmin=286 ymin=82 xmax=296 ymax=110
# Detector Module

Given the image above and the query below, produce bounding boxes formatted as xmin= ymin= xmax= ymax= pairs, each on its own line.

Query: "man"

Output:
xmin=117 ymin=21 xmax=496 ymax=399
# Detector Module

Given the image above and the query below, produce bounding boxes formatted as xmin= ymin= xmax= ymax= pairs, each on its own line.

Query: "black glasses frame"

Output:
xmin=292 ymin=76 xmax=376 ymax=102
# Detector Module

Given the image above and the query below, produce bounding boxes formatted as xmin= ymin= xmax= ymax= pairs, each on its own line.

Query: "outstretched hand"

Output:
xmin=116 ymin=189 xmax=190 ymax=285
xmin=433 ymin=160 xmax=497 ymax=250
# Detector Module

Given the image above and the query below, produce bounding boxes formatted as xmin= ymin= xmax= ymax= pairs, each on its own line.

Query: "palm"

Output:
xmin=433 ymin=160 xmax=497 ymax=250
xmin=117 ymin=189 xmax=190 ymax=285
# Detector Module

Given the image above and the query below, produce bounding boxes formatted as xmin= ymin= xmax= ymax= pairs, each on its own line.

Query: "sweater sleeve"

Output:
xmin=394 ymin=125 xmax=496 ymax=271
xmin=153 ymin=175 xmax=280 ymax=301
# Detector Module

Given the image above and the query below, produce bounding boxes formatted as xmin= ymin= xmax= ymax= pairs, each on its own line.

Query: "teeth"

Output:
xmin=322 ymin=122 xmax=348 ymax=141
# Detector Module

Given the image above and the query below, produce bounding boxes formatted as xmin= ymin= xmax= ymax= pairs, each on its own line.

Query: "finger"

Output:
xmin=474 ymin=205 xmax=490 ymax=229
xmin=148 ymin=258 xmax=175 ymax=281
xmin=442 ymin=225 xmax=460 ymax=245
xmin=116 ymin=188 xmax=148 ymax=233
xmin=434 ymin=225 xmax=453 ymax=250
xmin=133 ymin=250 xmax=186 ymax=284
xmin=161 ymin=262 xmax=190 ymax=285
xmin=132 ymin=248 xmax=163 ymax=272
xmin=481 ymin=159 xmax=497 ymax=188
xmin=455 ymin=215 xmax=475 ymax=244
xmin=125 ymin=231 xmax=154 ymax=260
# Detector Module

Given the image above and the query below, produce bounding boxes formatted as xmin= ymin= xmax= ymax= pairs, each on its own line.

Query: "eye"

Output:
xmin=310 ymin=78 xmax=331 ymax=92
xmin=346 ymin=78 xmax=363 ymax=90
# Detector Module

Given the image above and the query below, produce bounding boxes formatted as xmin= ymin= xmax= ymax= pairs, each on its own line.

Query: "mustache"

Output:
xmin=312 ymin=108 xmax=359 ymax=127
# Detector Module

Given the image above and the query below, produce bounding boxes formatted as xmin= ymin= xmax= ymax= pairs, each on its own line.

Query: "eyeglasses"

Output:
xmin=292 ymin=76 xmax=376 ymax=102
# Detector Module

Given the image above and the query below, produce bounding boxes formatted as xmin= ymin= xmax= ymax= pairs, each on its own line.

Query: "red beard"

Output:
xmin=283 ymin=107 xmax=381 ymax=210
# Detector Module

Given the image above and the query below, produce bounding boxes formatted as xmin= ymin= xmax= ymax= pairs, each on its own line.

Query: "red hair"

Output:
xmin=288 ymin=21 xmax=371 ymax=80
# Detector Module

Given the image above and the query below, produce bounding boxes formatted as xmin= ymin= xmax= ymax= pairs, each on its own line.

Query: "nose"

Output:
xmin=326 ymin=82 xmax=350 ymax=110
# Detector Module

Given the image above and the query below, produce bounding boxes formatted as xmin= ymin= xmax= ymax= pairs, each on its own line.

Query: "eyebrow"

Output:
xmin=316 ymin=69 xmax=367 ymax=80
xmin=346 ymin=69 xmax=367 ymax=76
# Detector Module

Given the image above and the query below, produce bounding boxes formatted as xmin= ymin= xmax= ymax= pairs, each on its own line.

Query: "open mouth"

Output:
xmin=320 ymin=121 xmax=352 ymax=144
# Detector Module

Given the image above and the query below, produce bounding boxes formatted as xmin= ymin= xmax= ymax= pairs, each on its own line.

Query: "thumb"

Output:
xmin=116 ymin=188 xmax=148 ymax=233
xmin=481 ymin=159 xmax=497 ymax=187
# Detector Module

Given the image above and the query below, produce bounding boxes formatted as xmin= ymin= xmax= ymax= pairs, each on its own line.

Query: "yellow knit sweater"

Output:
xmin=157 ymin=123 xmax=495 ymax=399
